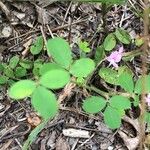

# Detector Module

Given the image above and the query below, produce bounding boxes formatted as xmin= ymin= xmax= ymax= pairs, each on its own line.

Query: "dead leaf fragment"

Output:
xmin=27 ymin=112 xmax=41 ymax=127
xmin=118 ymin=116 xmax=140 ymax=150
xmin=1 ymin=25 xmax=12 ymax=38
xmin=56 ymin=137 xmax=70 ymax=150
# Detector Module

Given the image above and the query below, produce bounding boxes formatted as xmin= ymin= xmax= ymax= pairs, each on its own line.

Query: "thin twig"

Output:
xmin=40 ymin=25 xmax=47 ymax=45
xmin=46 ymin=25 xmax=54 ymax=38
xmin=62 ymin=2 xmax=72 ymax=26
xmin=7 ymin=19 xmax=87 ymax=42
xmin=0 ymin=1 xmax=10 ymax=18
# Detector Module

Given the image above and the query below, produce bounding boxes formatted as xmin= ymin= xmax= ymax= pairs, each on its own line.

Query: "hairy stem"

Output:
xmin=139 ymin=0 xmax=150 ymax=148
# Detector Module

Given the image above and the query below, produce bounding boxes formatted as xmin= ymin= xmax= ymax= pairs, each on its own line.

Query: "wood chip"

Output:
xmin=63 ymin=128 xmax=90 ymax=138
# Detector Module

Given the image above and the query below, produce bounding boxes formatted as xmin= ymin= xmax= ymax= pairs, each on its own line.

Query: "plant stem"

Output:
xmin=84 ymin=85 xmax=109 ymax=99
xmin=84 ymin=84 xmax=134 ymax=100
xmin=139 ymin=0 xmax=150 ymax=148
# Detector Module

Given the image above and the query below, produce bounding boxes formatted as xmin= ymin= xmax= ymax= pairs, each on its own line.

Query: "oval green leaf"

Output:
xmin=31 ymin=86 xmax=58 ymax=119
xmin=47 ymin=37 xmax=72 ymax=69
xmin=82 ymin=96 xmax=106 ymax=114
xmin=15 ymin=67 xmax=27 ymax=78
xmin=9 ymin=80 xmax=36 ymax=100
xmin=104 ymin=33 xmax=116 ymax=51
xmin=134 ymin=75 xmax=150 ymax=94
xmin=109 ymin=95 xmax=131 ymax=110
xmin=115 ymin=28 xmax=131 ymax=44
xmin=0 ymin=76 xmax=8 ymax=84
xmin=104 ymin=106 xmax=122 ymax=129
xmin=70 ymin=58 xmax=95 ymax=78
xmin=39 ymin=63 xmax=62 ymax=76
xmin=40 ymin=69 xmax=70 ymax=89
xmin=118 ymin=72 xmax=134 ymax=93
xmin=94 ymin=45 xmax=105 ymax=64
xmin=4 ymin=67 xmax=15 ymax=78
xmin=79 ymin=41 xmax=90 ymax=53
xmin=19 ymin=59 xmax=33 ymax=69
xmin=99 ymin=68 xmax=119 ymax=85
xmin=30 ymin=36 xmax=43 ymax=55
xmin=9 ymin=55 xmax=19 ymax=69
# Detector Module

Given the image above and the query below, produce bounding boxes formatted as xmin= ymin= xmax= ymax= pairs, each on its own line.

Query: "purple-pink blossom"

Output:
xmin=146 ymin=93 xmax=150 ymax=106
xmin=106 ymin=46 xmax=124 ymax=68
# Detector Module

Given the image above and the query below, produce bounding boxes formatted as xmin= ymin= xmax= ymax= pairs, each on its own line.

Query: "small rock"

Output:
xmin=1 ymin=25 xmax=12 ymax=38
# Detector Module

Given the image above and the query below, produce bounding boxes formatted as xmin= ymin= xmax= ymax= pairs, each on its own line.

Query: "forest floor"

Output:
xmin=0 ymin=0 xmax=148 ymax=150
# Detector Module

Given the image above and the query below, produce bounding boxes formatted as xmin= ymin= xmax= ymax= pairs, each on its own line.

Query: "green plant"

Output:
xmin=7 ymin=23 xmax=146 ymax=149
xmin=8 ymin=36 xmax=96 ymax=149
xmin=6 ymin=0 xmax=148 ymax=149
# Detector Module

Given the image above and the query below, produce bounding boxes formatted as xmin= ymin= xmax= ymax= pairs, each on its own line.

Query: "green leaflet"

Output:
xmin=31 ymin=86 xmax=58 ymax=119
xmin=104 ymin=106 xmax=122 ymax=129
xmin=40 ymin=69 xmax=70 ymax=89
xmin=104 ymin=33 xmax=116 ymax=51
xmin=9 ymin=80 xmax=36 ymax=100
xmin=82 ymin=96 xmax=106 ymax=114
xmin=70 ymin=58 xmax=95 ymax=78
xmin=47 ymin=37 xmax=72 ymax=69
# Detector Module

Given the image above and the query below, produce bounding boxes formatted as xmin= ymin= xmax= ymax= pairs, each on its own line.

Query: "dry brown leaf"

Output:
xmin=27 ymin=113 xmax=41 ymax=127
xmin=55 ymin=137 xmax=70 ymax=150
xmin=118 ymin=116 xmax=140 ymax=150
xmin=145 ymin=134 xmax=150 ymax=145
xmin=22 ymin=38 xmax=32 ymax=56
xmin=34 ymin=5 xmax=49 ymax=25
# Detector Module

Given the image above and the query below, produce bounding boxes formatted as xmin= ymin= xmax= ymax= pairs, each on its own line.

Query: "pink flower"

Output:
xmin=146 ymin=93 xmax=150 ymax=106
xmin=106 ymin=46 xmax=124 ymax=68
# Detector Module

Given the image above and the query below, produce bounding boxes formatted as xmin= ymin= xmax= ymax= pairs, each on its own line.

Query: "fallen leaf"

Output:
xmin=27 ymin=112 xmax=41 ymax=127
xmin=56 ymin=137 xmax=70 ymax=150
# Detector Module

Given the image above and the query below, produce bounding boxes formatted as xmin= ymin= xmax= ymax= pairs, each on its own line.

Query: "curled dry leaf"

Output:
xmin=22 ymin=39 xmax=32 ymax=57
xmin=58 ymin=82 xmax=76 ymax=104
xmin=27 ymin=112 xmax=41 ymax=127
xmin=118 ymin=115 xmax=140 ymax=150
xmin=56 ymin=137 xmax=70 ymax=150
xmin=0 ymin=24 xmax=12 ymax=38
